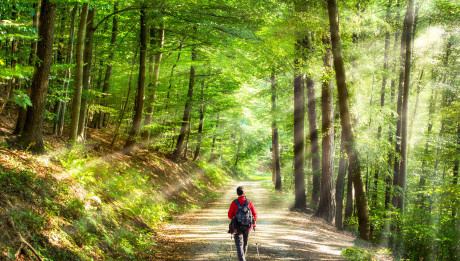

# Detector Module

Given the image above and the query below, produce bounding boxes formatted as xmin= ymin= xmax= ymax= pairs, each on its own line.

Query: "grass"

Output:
xmin=0 ymin=145 xmax=232 ymax=260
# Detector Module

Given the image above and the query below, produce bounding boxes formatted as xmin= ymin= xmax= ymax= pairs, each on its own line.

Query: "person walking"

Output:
xmin=228 ymin=186 xmax=257 ymax=261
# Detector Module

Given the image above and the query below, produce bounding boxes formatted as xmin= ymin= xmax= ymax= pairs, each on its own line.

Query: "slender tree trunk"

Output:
xmin=306 ymin=33 xmax=321 ymax=209
xmin=453 ymin=125 xmax=459 ymax=218
xmin=271 ymin=71 xmax=282 ymax=190
xmin=14 ymin=1 xmax=40 ymax=135
xmin=392 ymin=4 xmax=410 ymax=208
xmin=344 ymin=159 xmax=354 ymax=221
xmin=124 ymin=6 xmax=147 ymax=152
xmin=56 ymin=3 xmax=78 ymax=136
xmin=69 ymin=2 xmax=89 ymax=143
xmin=409 ymin=69 xmax=424 ymax=142
xmin=396 ymin=0 xmax=414 ymax=213
xmin=336 ymin=135 xmax=348 ymax=230
xmin=142 ymin=23 xmax=165 ymax=140
xmin=100 ymin=2 xmax=119 ymax=128
xmin=327 ymin=0 xmax=370 ymax=240
xmin=373 ymin=8 xmax=391 ymax=205
xmin=173 ymin=39 xmax=196 ymax=161
xmin=183 ymin=117 xmax=192 ymax=159
xmin=111 ymin=47 xmax=138 ymax=147
xmin=193 ymin=82 xmax=206 ymax=161
xmin=18 ymin=0 xmax=57 ymax=153
xmin=317 ymin=34 xmax=335 ymax=222
xmin=77 ymin=7 xmax=95 ymax=140
xmin=294 ymin=35 xmax=307 ymax=210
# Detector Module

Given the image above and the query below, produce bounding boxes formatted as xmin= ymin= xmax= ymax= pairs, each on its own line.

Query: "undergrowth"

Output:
xmin=0 ymin=146 xmax=231 ymax=260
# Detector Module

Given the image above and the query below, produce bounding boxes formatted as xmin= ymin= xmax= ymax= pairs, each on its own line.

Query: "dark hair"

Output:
xmin=237 ymin=186 xmax=244 ymax=196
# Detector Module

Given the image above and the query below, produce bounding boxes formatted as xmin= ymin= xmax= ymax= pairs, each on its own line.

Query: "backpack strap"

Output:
xmin=234 ymin=199 xmax=241 ymax=207
xmin=244 ymin=200 xmax=250 ymax=207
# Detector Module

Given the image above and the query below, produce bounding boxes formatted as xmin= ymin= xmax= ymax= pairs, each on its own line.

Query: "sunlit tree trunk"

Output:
xmin=77 ymin=7 xmax=95 ymax=140
xmin=305 ymin=32 xmax=320 ymax=209
xmin=271 ymin=71 xmax=282 ymax=190
xmin=69 ymin=2 xmax=89 ymax=143
xmin=193 ymin=82 xmax=206 ymax=161
xmin=124 ymin=6 xmax=147 ymax=152
xmin=14 ymin=1 xmax=40 ymax=135
xmin=173 ymin=41 xmax=196 ymax=161
xmin=327 ymin=0 xmax=370 ymax=240
xmin=100 ymin=2 xmax=119 ymax=128
xmin=18 ymin=0 xmax=57 ymax=153
xmin=143 ymin=23 xmax=165 ymax=140
xmin=392 ymin=3 xmax=410 ymax=208
xmin=336 ymin=135 xmax=348 ymax=230
xmin=395 ymin=0 xmax=414 ymax=213
xmin=294 ymin=35 xmax=307 ymax=210
xmin=317 ymin=34 xmax=335 ymax=222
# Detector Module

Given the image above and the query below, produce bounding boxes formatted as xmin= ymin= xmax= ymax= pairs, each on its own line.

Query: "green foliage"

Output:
xmin=9 ymin=89 xmax=32 ymax=109
xmin=341 ymin=247 xmax=374 ymax=261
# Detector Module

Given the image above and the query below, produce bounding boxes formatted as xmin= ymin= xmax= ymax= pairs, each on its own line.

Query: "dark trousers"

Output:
xmin=234 ymin=229 xmax=250 ymax=261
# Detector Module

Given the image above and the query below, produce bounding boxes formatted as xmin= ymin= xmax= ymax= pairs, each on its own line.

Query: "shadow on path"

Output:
xmin=156 ymin=181 xmax=355 ymax=260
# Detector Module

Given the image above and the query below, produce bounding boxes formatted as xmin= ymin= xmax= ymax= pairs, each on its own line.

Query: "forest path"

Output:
xmin=155 ymin=180 xmax=355 ymax=260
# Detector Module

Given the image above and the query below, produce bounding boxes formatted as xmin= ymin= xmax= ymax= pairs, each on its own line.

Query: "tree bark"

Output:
xmin=271 ymin=71 xmax=282 ymax=190
xmin=173 ymin=38 xmax=197 ymax=161
xmin=305 ymin=33 xmax=321 ymax=209
xmin=294 ymin=35 xmax=307 ymax=210
xmin=336 ymin=135 xmax=348 ymax=230
xmin=392 ymin=4 xmax=410 ymax=208
xmin=326 ymin=0 xmax=370 ymax=240
xmin=100 ymin=2 xmax=119 ymax=128
xmin=193 ymin=82 xmax=206 ymax=161
xmin=317 ymin=34 xmax=335 ymax=222
xmin=69 ymin=2 xmax=89 ymax=143
xmin=14 ymin=1 xmax=40 ymax=135
xmin=56 ymin=3 xmax=78 ymax=136
xmin=395 ymin=0 xmax=414 ymax=213
xmin=77 ymin=7 xmax=95 ymax=140
xmin=142 ymin=23 xmax=165 ymax=140
xmin=124 ymin=6 xmax=147 ymax=152
xmin=18 ymin=0 xmax=57 ymax=153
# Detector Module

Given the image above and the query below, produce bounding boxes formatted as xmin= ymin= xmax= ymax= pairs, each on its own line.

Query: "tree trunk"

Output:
xmin=271 ymin=71 xmax=282 ymax=190
xmin=193 ymin=82 xmax=206 ymax=161
xmin=336 ymin=135 xmax=348 ymax=230
xmin=111 ymin=47 xmax=138 ymax=147
xmin=124 ymin=6 xmax=147 ymax=152
xmin=142 ymin=23 xmax=165 ymax=140
xmin=100 ymin=2 xmax=119 ymax=128
xmin=396 ymin=0 xmax=414 ymax=213
xmin=327 ymin=0 xmax=370 ymax=240
xmin=18 ymin=0 xmax=57 ymax=153
xmin=373 ymin=5 xmax=391 ymax=205
xmin=173 ymin=40 xmax=196 ymax=161
xmin=14 ymin=1 xmax=40 ymax=135
xmin=294 ymin=35 xmax=307 ymax=210
xmin=77 ymin=7 xmax=95 ymax=140
xmin=317 ymin=34 xmax=335 ymax=222
xmin=183 ymin=117 xmax=192 ymax=159
xmin=306 ymin=34 xmax=321 ymax=209
xmin=392 ymin=4 xmax=410 ymax=208
xmin=56 ymin=2 xmax=78 ymax=136
xmin=69 ymin=2 xmax=89 ymax=143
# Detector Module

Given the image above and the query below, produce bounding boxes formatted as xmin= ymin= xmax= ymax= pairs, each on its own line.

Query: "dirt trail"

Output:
xmin=156 ymin=181 xmax=356 ymax=260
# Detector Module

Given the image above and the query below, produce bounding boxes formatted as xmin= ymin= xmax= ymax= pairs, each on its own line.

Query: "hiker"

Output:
xmin=228 ymin=186 xmax=257 ymax=261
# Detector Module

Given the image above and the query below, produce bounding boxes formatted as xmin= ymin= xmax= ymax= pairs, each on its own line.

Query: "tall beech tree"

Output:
xmin=326 ymin=0 xmax=370 ymax=240
xmin=293 ymin=34 xmax=307 ymax=209
xmin=271 ymin=71 xmax=282 ymax=190
xmin=316 ymin=35 xmax=335 ymax=223
xmin=173 ymin=43 xmax=197 ymax=161
xmin=395 ymin=0 xmax=415 ymax=213
xmin=69 ymin=2 xmax=89 ymax=143
xmin=142 ymin=23 xmax=165 ymax=140
xmin=18 ymin=0 xmax=57 ymax=153
xmin=124 ymin=6 xmax=148 ymax=152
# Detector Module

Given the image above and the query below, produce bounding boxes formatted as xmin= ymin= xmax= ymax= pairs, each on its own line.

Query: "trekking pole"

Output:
xmin=254 ymin=227 xmax=261 ymax=261
xmin=230 ymin=234 xmax=232 ymax=261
